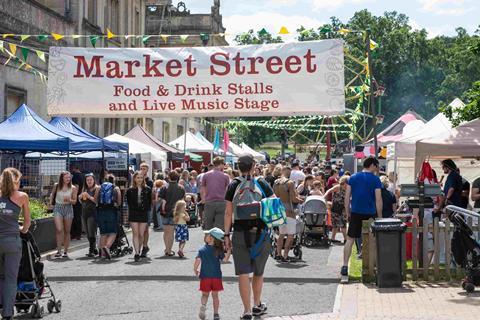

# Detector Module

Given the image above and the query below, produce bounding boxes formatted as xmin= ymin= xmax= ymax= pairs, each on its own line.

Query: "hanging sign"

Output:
xmin=47 ymin=40 xmax=345 ymax=117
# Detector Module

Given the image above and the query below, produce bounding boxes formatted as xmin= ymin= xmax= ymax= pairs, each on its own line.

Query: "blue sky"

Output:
xmin=178 ymin=0 xmax=479 ymax=42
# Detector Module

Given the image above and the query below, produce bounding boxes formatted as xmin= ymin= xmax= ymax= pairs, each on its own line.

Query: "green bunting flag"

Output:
xmin=320 ymin=27 xmax=332 ymax=33
xmin=38 ymin=35 xmax=48 ymax=42
xmin=89 ymin=35 xmax=99 ymax=47
xmin=142 ymin=35 xmax=151 ymax=45
xmin=21 ymin=47 xmax=29 ymax=61
xmin=258 ymin=28 xmax=268 ymax=36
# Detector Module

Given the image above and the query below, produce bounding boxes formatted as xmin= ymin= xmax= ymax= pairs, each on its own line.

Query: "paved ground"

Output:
xmin=268 ymin=282 xmax=480 ymax=320
xmin=18 ymin=227 xmax=343 ymax=320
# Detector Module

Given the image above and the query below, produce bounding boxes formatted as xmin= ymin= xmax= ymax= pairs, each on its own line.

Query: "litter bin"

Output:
xmin=371 ymin=218 xmax=406 ymax=288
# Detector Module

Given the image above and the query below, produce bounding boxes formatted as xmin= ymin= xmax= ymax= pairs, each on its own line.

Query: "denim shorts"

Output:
xmin=162 ymin=216 xmax=175 ymax=226
xmin=53 ymin=204 xmax=74 ymax=220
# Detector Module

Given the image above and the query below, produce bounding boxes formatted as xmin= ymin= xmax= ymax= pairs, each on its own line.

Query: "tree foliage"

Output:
xmin=440 ymin=81 xmax=480 ymax=126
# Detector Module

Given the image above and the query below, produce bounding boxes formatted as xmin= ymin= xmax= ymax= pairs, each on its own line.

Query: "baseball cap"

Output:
xmin=238 ymin=154 xmax=255 ymax=167
xmin=204 ymin=227 xmax=225 ymax=241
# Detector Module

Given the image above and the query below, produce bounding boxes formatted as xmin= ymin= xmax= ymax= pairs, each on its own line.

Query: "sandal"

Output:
xmin=164 ymin=251 xmax=175 ymax=257
xmin=178 ymin=251 xmax=184 ymax=258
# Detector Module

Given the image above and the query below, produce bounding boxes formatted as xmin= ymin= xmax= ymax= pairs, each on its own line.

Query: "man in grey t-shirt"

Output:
xmin=201 ymin=157 xmax=230 ymax=230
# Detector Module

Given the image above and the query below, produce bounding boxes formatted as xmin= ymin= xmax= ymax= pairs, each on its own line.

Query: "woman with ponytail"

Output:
xmin=0 ymin=167 xmax=31 ymax=320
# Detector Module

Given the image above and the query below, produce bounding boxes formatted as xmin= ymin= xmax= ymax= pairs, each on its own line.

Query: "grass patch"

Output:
xmin=348 ymin=245 xmax=362 ymax=282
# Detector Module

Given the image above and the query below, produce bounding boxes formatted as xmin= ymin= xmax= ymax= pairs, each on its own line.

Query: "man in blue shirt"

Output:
xmin=341 ymin=157 xmax=383 ymax=280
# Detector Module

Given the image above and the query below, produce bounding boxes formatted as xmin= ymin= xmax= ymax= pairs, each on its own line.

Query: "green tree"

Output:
xmin=440 ymin=81 xmax=480 ymax=126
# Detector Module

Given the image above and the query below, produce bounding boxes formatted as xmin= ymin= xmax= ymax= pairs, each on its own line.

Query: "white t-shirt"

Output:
xmin=290 ymin=169 xmax=306 ymax=188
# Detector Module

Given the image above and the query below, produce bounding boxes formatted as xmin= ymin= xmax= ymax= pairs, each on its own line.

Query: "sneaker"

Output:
xmin=54 ymin=251 xmax=62 ymax=258
xmin=281 ymin=256 xmax=291 ymax=263
xmin=341 ymin=266 xmax=348 ymax=277
xmin=199 ymin=304 xmax=206 ymax=320
xmin=86 ymin=250 xmax=95 ymax=258
xmin=134 ymin=254 xmax=140 ymax=262
xmin=140 ymin=246 xmax=149 ymax=258
xmin=213 ymin=314 xmax=220 ymax=320
xmin=252 ymin=302 xmax=267 ymax=316
xmin=240 ymin=314 xmax=252 ymax=320
xmin=274 ymin=254 xmax=282 ymax=261
xmin=103 ymin=247 xmax=111 ymax=260
xmin=62 ymin=252 xmax=69 ymax=259
xmin=93 ymin=248 xmax=99 ymax=256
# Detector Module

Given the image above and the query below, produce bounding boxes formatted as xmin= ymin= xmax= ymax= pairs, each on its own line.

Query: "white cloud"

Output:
xmin=268 ymin=0 xmax=300 ymax=6
xmin=223 ymin=12 xmax=324 ymax=44
xmin=419 ymin=0 xmax=475 ymax=15
xmin=312 ymin=0 xmax=376 ymax=11
xmin=410 ymin=19 xmax=456 ymax=38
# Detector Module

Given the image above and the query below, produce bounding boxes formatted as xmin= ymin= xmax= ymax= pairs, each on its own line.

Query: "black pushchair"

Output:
xmin=446 ymin=205 xmax=480 ymax=293
xmin=110 ymin=223 xmax=133 ymax=257
xmin=15 ymin=231 xmax=62 ymax=318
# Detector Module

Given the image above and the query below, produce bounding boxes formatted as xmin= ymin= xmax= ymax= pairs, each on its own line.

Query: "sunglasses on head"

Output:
xmin=85 ymin=173 xmax=94 ymax=177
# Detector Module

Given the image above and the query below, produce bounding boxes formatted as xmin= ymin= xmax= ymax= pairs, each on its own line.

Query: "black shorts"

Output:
xmin=347 ymin=213 xmax=375 ymax=238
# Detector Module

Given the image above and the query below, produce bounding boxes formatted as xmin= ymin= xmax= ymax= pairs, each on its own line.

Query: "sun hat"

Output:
xmin=204 ymin=227 xmax=225 ymax=241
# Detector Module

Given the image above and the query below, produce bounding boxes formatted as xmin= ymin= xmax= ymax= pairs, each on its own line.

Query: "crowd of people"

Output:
xmin=1 ymin=153 xmax=480 ymax=320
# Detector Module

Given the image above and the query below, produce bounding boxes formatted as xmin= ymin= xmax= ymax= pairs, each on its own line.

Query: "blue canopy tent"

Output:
xmin=0 ymin=104 xmax=106 ymax=153
xmin=49 ymin=116 xmax=128 ymax=152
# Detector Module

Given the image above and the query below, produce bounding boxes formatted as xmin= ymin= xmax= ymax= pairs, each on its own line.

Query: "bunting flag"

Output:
xmin=213 ymin=128 xmax=220 ymax=152
xmin=36 ymin=50 xmax=46 ymax=62
xmin=72 ymin=35 xmax=82 ymax=39
xmin=21 ymin=47 xmax=29 ymax=61
xmin=20 ymin=35 xmax=30 ymax=42
xmin=107 ymin=28 xmax=115 ymax=39
xmin=8 ymin=43 xmax=16 ymax=55
xmin=142 ymin=35 xmax=151 ymax=44
xmin=51 ymin=33 xmax=64 ymax=41
xmin=258 ymin=28 xmax=268 ymax=36
xmin=320 ymin=26 xmax=332 ymax=33
xmin=89 ymin=35 xmax=99 ymax=47
xmin=180 ymin=35 xmax=188 ymax=43
xmin=160 ymin=35 xmax=169 ymax=44
xmin=370 ymin=39 xmax=379 ymax=50
xmin=38 ymin=35 xmax=48 ymax=42
xmin=223 ymin=128 xmax=230 ymax=155
xmin=0 ymin=40 xmax=4 ymax=53
xmin=339 ymin=28 xmax=351 ymax=35
xmin=279 ymin=26 xmax=289 ymax=35
xmin=2 ymin=34 xmax=14 ymax=39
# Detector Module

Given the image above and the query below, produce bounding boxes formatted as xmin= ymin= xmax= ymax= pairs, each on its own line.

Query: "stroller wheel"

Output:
xmin=304 ymin=238 xmax=314 ymax=247
xmin=31 ymin=304 xmax=44 ymax=318
xmin=465 ymin=283 xmax=475 ymax=293
xmin=55 ymin=300 xmax=62 ymax=313
xmin=47 ymin=299 xmax=55 ymax=313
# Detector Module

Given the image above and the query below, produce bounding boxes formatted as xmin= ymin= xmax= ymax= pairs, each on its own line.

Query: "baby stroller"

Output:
xmin=15 ymin=231 xmax=62 ymax=318
xmin=185 ymin=194 xmax=200 ymax=227
xmin=270 ymin=218 xmax=305 ymax=261
xmin=110 ymin=223 xmax=133 ymax=257
xmin=301 ymin=195 xmax=330 ymax=247
xmin=446 ymin=205 xmax=480 ymax=293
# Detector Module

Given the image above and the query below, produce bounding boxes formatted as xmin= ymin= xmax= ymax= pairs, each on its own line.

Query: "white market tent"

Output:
xmin=241 ymin=143 xmax=266 ymax=161
xmin=386 ymin=113 xmax=454 ymax=185
xmin=105 ymin=134 xmax=168 ymax=169
xmin=412 ymin=118 xmax=480 ymax=183
xmin=169 ymin=131 xmax=213 ymax=153
xmin=194 ymin=131 xmax=238 ymax=162
xmin=229 ymin=141 xmax=246 ymax=157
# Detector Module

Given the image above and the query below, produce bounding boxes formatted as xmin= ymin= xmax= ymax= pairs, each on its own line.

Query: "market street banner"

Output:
xmin=47 ymin=40 xmax=345 ymax=117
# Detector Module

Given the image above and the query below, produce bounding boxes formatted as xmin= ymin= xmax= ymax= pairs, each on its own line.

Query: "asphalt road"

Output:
xmin=18 ymin=227 xmax=342 ymax=320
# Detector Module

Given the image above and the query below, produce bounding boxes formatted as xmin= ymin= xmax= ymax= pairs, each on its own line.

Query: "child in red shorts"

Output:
xmin=194 ymin=227 xmax=225 ymax=320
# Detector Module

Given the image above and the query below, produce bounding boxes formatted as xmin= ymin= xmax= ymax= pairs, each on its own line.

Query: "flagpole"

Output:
xmin=183 ymin=117 xmax=188 ymax=169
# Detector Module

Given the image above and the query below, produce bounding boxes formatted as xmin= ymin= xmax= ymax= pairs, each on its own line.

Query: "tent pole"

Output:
xmin=183 ymin=117 xmax=188 ymax=169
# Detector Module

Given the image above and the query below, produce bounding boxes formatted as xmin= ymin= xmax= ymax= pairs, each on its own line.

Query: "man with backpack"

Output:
xmin=224 ymin=154 xmax=274 ymax=320
xmin=273 ymin=166 xmax=303 ymax=262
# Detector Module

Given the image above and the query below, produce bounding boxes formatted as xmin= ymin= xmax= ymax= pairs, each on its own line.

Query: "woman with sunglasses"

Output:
xmin=80 ymin=173 xmax=99 ymax=257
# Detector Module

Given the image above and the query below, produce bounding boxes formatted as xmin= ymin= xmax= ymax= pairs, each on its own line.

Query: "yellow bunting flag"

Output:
xmin=107 ymin=28 xmax=115 ymax=39
xmin=51 ymin=33 xmax=64 ymax=41
xmin=0 ymin=40 xmax=3 ymax=53
xmin=36 ymin=50 xmax=46 ymax=62
xmin=370 ymin=39 xmax=378 ymax=50
xmin=180 ymin=35 xmax=188 ymax=43
xmin=72 ymin=35 xmax=82 ymax=39
xmin=2 ymin=34 xmax=14 ymax=39
xmin=339 ymin=28 xmax=351 ymax=35
xmin=8 ymin=43 xmax=17 ymax=55
xmin=278 ymin=26 xmax=289 ymax=35
xmin=20 ymin=35 xmax=30 ymax=42
xmin=24 ymin=64 xmax=32 ymax=71
xmin=160 ymin=35 xmax=169 ymax=44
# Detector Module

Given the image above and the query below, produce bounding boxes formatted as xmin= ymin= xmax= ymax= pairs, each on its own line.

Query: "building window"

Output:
xmin=145 ymin=118 xmax=154 ymax=134
xmin=110 ymin=0 xmax=120 ymax=34
xmin=177 ymin=125 xmax=184 ymax=138
xmin=104 ymin=118 xmax=120 ymax=136
xmin=162 ymin=122 xmax=170 ymax=142
xmin=87 ymin=0 xmax=97 ymax=24
xmin=90 ymin=118 xmax=99 ymax=136
xmin=4 ymin=86 xmax=26 ymax=120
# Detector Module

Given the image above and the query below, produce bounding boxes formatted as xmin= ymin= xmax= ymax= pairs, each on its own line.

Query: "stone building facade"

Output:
xmin=0 ymin=0 xmax=225 ymax=142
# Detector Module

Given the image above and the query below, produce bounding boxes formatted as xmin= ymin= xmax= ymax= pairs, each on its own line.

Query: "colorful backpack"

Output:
xmin=260 ymin=197 xmax=287 ymax=228
xmin=232 ymin=177 xmax=263 ymax=221
xmin=99 ymin=182 xmax=115 ymax=208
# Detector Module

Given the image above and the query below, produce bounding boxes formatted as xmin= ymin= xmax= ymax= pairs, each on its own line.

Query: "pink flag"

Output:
xmin=223 ymin=128 xmax=230 ymax=156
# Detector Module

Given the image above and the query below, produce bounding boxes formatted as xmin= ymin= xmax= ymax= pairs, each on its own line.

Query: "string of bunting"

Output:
xmin=0 ymin=42 xmax=47 ymax=83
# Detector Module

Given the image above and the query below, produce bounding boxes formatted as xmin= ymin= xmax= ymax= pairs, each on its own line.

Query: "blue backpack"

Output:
xmin=99 ymin=182 xmax=115 ymax=208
